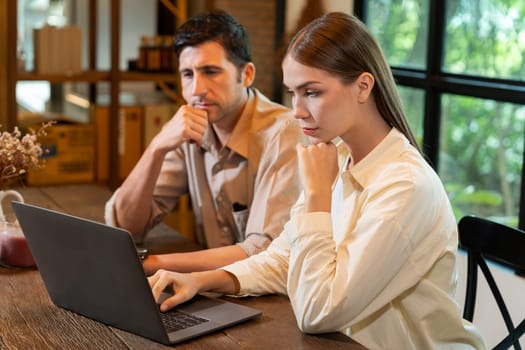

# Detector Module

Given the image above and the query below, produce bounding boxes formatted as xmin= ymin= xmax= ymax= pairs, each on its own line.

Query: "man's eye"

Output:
xmin=181 ymin=71 xmax=193 ymax=78
xmin=203 ymin=69 xmax=220 ymax=76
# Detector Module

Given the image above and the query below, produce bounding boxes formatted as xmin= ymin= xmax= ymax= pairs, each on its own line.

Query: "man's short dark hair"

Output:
xmin=174 ymin=10 xmax=252 ymax=70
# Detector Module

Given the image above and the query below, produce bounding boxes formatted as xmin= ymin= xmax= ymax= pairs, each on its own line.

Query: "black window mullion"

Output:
xmin=519 ymin=146 xmax=525 ymax=230
xmin=353 ymin=0 xmax=366 ymax=21
xmin=422 ymin=0 xmax=446 ymax=170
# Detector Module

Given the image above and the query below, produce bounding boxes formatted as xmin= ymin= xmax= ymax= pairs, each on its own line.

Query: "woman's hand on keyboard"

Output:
xmin=148 ymin=269 xmax=240 ymax=312
xmin=148 ymin=269 xmax=199 ymax=312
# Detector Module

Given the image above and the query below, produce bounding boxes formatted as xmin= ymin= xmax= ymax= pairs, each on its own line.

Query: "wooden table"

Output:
xmin=0 ymin=184 xmax=365 ymax=349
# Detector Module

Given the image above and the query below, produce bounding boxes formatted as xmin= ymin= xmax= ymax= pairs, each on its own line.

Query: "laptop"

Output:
xmin=12 ymin=201 xmax=261 ymax=345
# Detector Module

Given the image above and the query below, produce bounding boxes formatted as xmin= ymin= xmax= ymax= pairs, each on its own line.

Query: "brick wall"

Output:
xmin=212 ymin=0 xmax=279 ymax=100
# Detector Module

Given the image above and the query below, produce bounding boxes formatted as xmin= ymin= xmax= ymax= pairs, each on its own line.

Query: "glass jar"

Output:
xmin=0 ymin=190 xmax=35 ymax=268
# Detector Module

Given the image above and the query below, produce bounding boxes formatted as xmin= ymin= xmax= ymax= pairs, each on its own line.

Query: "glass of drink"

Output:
xmin=0 ymin=190 xmax=35 ymax=268
xmin=0 ymin=220 xmax=35 ymax=268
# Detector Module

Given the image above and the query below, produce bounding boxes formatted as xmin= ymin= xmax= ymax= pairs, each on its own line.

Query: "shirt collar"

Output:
xmin=344 ymin=128 xmax=414 ymax=188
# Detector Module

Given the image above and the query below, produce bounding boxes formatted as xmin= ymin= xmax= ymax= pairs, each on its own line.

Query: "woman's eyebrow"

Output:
xmin=286 ymin=80 xmax=322 ymax=91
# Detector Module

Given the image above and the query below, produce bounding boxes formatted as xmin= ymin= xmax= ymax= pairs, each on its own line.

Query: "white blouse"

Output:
xmin=222 ymin=128 xmax=486 ymax=350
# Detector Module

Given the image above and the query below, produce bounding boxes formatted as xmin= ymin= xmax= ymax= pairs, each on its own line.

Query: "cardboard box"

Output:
xmin=33 ymin=25 xmax=51 ymax=75
xmin=33 ymin=25 xmax=82 ymax=75
xmin=118 ymin=106 xmax=143 ymax=178
xmin=93 ymin=105 xmax=143 ymax=183
xmin=143 ymin=102 xmax=179 ymax=148
xmin=27 ymin=122 xmax=95 ymax=185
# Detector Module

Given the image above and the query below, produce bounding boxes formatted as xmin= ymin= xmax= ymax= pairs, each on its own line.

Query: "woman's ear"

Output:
xmin=356 ymin=72 xmax=374 ymax=103
xmin=242 ymin=62 xmax=256 ymax=87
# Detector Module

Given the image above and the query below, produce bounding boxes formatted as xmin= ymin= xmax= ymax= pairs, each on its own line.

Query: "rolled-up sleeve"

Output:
xmin=104 ymin=188 xmax=120 ymax=226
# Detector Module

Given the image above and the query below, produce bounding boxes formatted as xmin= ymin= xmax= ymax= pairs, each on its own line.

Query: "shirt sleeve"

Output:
xmin=222 ymin=217 xmax=294 ymax=296
xmin=236 ymin=118 xmax=302 ymax=256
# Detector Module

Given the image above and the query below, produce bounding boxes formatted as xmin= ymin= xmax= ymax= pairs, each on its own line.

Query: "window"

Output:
xmin=364 ymin=0 xmax=429 ymax=70
xmin=355 ymin=0 xmax=525 ymax=227
xmin=443 ymin=1 xmax=525 ymax=80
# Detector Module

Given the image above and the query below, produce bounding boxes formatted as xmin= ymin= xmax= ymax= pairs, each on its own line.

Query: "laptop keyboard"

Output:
xmin=160 ymin=309 xmax=209 ymax=332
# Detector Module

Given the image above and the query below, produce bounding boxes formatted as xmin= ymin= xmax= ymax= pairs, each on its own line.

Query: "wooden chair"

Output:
xmin=458 ymin=215 xmax=525 ymax=350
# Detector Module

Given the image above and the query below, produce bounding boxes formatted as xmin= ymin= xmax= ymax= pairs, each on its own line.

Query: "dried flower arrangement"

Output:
xmin=0 ymin=122 xmax=54 ymax=190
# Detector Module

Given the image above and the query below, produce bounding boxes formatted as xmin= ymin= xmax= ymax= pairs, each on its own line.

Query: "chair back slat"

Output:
xmin=463 ymin=252 xmax=478 ymax=321
xmin=458 ymin=215 xmax=525 ymax=350
xmin=495 ymin=319 xmax=525 ymax=350
xmin=477 ymin=255 xmax=515 ymax=340
xmin=459 ymin=216 xmax=525 ymax=271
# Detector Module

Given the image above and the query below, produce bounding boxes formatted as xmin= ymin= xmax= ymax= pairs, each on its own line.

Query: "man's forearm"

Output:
xmin=114 ymin=146 xmax=166 ymax=235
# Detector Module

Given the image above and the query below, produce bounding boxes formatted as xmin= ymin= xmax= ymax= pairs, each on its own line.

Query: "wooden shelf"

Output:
xmin=17 ymin=70 xmax=111 ymax=83
xmin=119 ymin=71 xmax=179 ymax=82
xmin=15 ymin=71 xmax=179 ymax=84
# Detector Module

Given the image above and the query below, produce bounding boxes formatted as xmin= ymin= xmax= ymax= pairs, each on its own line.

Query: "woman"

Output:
xmin=149 ymin=12 xmax=486 ymax=349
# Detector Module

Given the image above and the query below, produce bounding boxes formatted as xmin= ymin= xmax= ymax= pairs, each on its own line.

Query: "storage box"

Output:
xmin=93 ymin=105 xmax=143 ymax=183
xmin=143 ymin=102 xmax=180 ymax=148
xmin=33 ymin=25 xmax=82 ymax=75
xmin=26 ymin=122 xmax=95 ymax=185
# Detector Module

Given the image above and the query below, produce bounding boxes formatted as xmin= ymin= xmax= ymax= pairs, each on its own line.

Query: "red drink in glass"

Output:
xmin=0 ymin=225 xmax=35 ymax=268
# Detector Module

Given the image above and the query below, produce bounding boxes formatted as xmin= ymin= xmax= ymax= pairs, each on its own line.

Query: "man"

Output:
xmin=104 ymin=10 xmax=302 ymax=275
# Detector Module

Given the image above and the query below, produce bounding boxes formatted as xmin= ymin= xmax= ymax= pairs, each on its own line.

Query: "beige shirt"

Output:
xmin=105 ymin=88 xmax=302 ymax=256
xmin=223 ymin=129 xmax=486 ymax=349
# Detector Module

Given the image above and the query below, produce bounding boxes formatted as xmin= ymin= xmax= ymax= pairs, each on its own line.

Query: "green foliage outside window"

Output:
xmin=366 ymin=0 xmax=429 ymax=69
xmin=444 ymin=1 xmax=525 ymax=80
xmin=440 ymin=95 xmax=525 ymax=226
